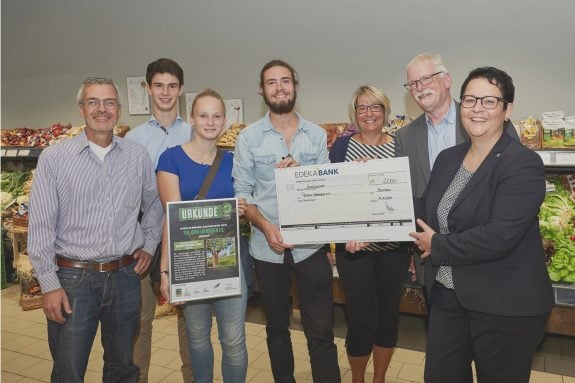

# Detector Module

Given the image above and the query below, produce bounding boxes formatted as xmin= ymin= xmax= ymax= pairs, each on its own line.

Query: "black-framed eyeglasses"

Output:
xmin=82 ymin=98 xmax=119 ymax=108
xmin=355 ymin=104 xmax=384 ymax=114
xmin=403 ymin=71 xmax=444 ymax=91
xmin=460 ymin=95 xmax=507 ymax=110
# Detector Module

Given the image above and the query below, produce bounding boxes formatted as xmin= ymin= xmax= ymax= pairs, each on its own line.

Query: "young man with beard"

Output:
xmin=395 ymin=53 xmax=519 ymax=292
xmin=233 ymin=59 xmax=341 ymax=383
xmin=125 ymin=58 xmax=193 ymax=383
xmin=28 ymin=76 xmax=163 ymax=383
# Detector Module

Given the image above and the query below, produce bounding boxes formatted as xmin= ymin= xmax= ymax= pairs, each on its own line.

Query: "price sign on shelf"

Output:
xmin=536 ymin=151 xmax=552 ymax=165
xmin=536 ymin=150 xmax=575 ymax=166
xmin=555 ymin=152 xmax=575 ymax=166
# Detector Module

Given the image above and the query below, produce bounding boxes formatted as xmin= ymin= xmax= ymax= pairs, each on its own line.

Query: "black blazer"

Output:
xmin=420 ymin=132 xmax=554 ymax=316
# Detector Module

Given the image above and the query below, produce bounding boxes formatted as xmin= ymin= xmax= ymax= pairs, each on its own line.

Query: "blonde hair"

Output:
xmin=191 ymin=88 xmax=226 ymax=117
xmin=348 ymin=85 xmax=391 ymax=128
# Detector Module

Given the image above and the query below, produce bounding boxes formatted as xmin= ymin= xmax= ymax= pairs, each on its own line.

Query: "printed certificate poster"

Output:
xmin=126 ymin=76 xmax=150 ymax=115
xmin=166 ymin=198 xmax=241 ymax=303
xmin=275 ymin=157 xmax=415 ymax=245
xmin=224 ymin=98 xmax=244 ymax=129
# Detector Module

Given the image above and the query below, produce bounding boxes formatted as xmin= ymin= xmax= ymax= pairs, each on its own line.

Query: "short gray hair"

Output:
xmin=407 ymin=53 xmax=449 ymax=74
xmin=76 ymin=76 xmax=121 ymax=106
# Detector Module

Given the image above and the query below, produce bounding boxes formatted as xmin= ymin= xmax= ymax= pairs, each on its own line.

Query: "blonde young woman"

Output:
xmin=329 ymin=85 xmax=410 ymax=383
xmin=157 ymin=89 xmax=248 ymax=383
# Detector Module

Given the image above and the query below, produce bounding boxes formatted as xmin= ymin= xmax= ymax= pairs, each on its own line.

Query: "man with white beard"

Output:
xmin=395 ymin=53 xmax=519 ymax=292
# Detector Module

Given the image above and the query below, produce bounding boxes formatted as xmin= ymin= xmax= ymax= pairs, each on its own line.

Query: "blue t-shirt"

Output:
xmin=156 ymin=145 xmax=234 ymax=200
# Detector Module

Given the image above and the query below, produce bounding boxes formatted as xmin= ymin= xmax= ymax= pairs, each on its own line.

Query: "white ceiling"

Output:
xmin=2 ymin=0 xmax=574 ymax=127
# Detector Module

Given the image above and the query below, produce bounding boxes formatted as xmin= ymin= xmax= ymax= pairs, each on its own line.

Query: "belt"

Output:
xmin=56 ymin=254 xmax=134 ymax=272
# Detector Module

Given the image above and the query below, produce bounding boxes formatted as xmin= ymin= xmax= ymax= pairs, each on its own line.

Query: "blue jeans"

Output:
xmin=48 ymin=261 xmax=141 ymax=383
xmin=182 ymin=269 xmax=248 ymax=383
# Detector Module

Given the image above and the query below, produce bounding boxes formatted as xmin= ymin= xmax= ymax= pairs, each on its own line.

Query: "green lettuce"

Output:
xmin=541 ymin=177 xmax=575 ymax=283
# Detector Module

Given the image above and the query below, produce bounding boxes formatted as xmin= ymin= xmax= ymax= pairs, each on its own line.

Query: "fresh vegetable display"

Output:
xmin=1 ymin=171 xmax=32 ymax=198
xmin=0 ymin=191 xmax=14 ymax=211
xmin=0 ymin=171 xmax=32 ymax=211
xmin=1 ymin=123 xmax=73 ymax=147
xmin=0 ymin=127 xmax=38 ymax=146
xmin=1 ymin=123 xmax=128 ymax=148
xmin=540 ymin=175 xmax=575 ymax=283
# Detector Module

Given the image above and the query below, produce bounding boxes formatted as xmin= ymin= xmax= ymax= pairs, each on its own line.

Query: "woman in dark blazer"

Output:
xmin=410 ymin=67 xmax=554 ymax=383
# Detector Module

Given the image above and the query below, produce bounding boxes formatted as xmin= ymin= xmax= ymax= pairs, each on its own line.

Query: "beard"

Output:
xmin=263 ymin=90 xmax=297 ymax=114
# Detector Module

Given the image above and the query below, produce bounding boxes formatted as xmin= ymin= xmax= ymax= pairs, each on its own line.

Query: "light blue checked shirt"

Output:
xmin=125 ymin=115 xmax=192 ymax=167
xmin=232 ymin=112 xmax=329 ymax=264
xmin=426 ymin=100 xmax=457 ymax=168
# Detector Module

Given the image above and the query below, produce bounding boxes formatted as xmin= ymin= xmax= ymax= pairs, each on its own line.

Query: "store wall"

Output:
xmin=2 ymin=0 xmax=574 ymax=130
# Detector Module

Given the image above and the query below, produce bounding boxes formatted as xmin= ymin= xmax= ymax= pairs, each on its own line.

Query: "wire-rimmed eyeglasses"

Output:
xmin=82 ymin=98 xmax=120 ymax=108
xmin=403 ymin=71 xmax=444 ymax=91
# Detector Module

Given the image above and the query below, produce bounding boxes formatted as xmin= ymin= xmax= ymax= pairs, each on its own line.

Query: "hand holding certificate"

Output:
xmin=275 ymin=157 xmax=415 ymax=245
xmin=166 ymin=198 xmax=242 ymax=303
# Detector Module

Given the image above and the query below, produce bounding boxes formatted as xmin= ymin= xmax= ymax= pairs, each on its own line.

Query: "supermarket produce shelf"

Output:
xmin=1 ymin=147 xmax=43 ymax=158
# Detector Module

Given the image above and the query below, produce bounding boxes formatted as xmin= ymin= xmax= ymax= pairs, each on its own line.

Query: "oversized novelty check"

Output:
xmin=166 ymin=198 xmax=242 ymax=303
xmin=275 ymin=157 xmax=415 ymax=245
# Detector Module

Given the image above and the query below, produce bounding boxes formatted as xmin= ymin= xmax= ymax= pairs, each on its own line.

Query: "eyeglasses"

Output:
xmin=355 ymin=104 xmax=384 ymax=114
xmin=82 ymin=98 xmax=119 ymax=108
xmin=460 ymin=95 xmax=507 ymax=110
xmin=403 ymin=71 xmax=444 ymax=91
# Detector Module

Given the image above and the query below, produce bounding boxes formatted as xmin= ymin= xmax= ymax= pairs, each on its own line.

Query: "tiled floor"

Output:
xmin=2 ymin=282 xmax=575 ymax=382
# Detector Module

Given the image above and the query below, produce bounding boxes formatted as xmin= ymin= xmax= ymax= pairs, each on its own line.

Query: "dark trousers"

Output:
xmin=335 ymin=249 xmax=410 ymax=355
xmin=253 ymin=248 xmax=340 ymax=383
xmin=425 ymin=282 xmax=549 ymax=383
